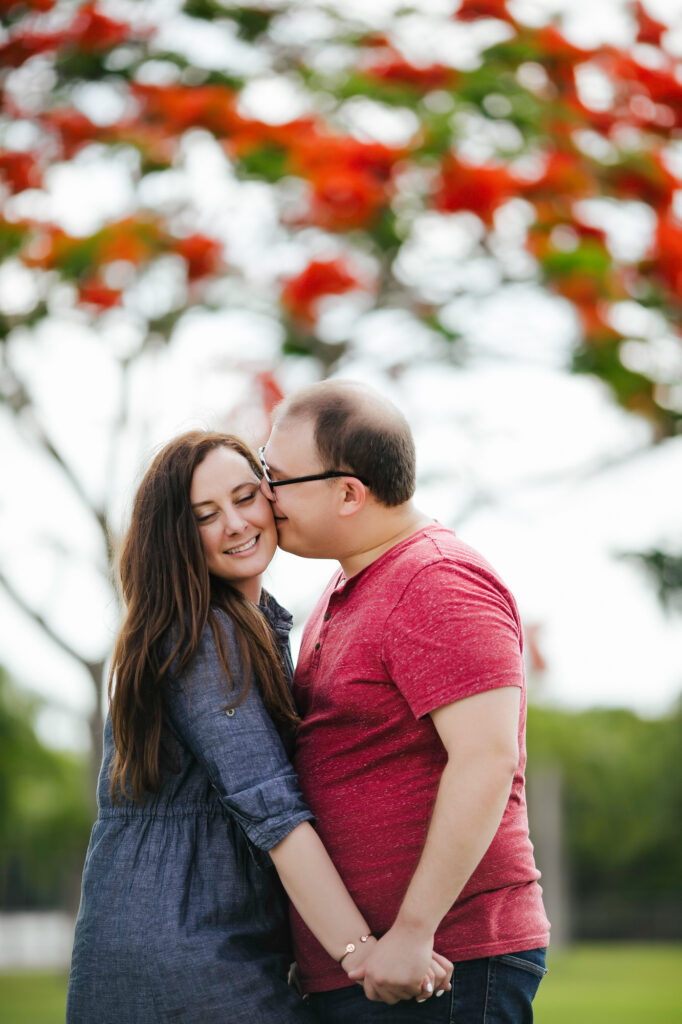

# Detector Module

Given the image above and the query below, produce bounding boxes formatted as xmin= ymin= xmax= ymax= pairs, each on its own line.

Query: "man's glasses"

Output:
xmin=257 ymin=446 xmax=369 ymax=497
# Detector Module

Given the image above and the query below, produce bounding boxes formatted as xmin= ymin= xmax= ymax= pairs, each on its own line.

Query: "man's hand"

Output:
xmin=346 ymin=923 xmax=448 ymax=1004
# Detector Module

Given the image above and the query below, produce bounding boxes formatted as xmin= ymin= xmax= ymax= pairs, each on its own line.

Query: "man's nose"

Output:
xmin=259 ymin=477 xmax=276 ymax=502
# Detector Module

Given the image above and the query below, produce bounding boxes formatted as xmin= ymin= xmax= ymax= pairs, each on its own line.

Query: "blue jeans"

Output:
xmin=306 ymin=947 xmax=547 ymax=1024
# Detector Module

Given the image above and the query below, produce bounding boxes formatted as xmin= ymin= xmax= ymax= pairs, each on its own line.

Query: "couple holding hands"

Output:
xmin=67 ymin=379 xmax=549 ymax=1023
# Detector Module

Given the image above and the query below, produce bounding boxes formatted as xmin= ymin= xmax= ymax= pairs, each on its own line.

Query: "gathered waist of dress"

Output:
xmin=96 ymin=802 xmax=228 ymax=821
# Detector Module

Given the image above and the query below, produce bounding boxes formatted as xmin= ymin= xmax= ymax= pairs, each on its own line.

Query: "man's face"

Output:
xmin=261 ymin=416 xmax=343 ymax=558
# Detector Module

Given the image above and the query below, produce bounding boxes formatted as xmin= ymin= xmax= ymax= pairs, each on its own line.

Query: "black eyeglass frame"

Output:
xmin=257 ymin=446 xmax=369 ymax=490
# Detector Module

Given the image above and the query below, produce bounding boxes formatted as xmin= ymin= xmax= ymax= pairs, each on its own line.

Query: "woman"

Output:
xmin=67 ymin=431 xmax=448 ymax=1023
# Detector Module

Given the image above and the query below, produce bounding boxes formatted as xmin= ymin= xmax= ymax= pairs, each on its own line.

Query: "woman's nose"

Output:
xmin=222 ymin=508 xmax=248 ymax=534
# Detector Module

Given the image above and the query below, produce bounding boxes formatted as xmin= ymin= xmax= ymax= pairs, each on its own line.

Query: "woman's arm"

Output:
xmin=166 ymin=612 xmax=450 ymax=995
xmin=270 ymin=821 xmax=451 ymax=997
xmin=269 ymin=821 xmax=376 ymax=975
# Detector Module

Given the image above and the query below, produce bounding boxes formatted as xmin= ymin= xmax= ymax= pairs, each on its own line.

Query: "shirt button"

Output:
xmin=324 ymin=613 xmax=331 ymax=621
xmin=315 ymin=642 xmax=321 ymax=651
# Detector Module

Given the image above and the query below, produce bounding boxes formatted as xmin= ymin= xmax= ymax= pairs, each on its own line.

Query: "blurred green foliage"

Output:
xmin=0 ymin=670 xmax=91 ymax=911
xmin=528 ymin=701 xmax=682 ymax=938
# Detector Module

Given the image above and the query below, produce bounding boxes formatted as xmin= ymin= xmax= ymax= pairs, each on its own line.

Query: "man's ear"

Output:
xmin=338 ymin=478 xmax=367 ymax=517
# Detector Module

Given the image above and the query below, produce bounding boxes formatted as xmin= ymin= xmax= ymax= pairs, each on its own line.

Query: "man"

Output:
xmin=259 ymin=380 xmax=550 ymax=1022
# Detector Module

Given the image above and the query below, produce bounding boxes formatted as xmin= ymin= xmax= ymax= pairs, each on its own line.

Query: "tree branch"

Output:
xmin=0 ymin=566 xmax=94 ymax=673
xmin=451 ymin=437 xmax=668 ymax=528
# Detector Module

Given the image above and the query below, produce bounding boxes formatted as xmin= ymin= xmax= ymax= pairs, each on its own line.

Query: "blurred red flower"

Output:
xmin=256 ymin=370 xmax=285 ymax=417
xmin=173 ymin=234 xmax=224 ymax=281
xmin=77 ymin=278 xmax=122 ymax=309
xmin=454 ymin=0 xmax=515 ymax=23
xmin=0 ymin=151 xmax=42 ymax=193
xmin=654 ymin=214 xmax=682 ymax=297
xmin=364 ymin=48 xmax=458 ymax=91
xmin=307 ymin=166 xmax=388 ymax=231
xmin=0 ymin=2 xmax=132 ymax=67
xmin=96 ymin=219 xmax=160 ymax=265
xmin=633 ymin=1 xmax=667 ymax=46
xmin=132 ymin=84 xmax=239 ymax=136
xmin=606 ymin=150 xmax=679 ymax=211
xmin=521 ymin=151 xmax=598 ymax=202
xmin=608 ymin=51 xmax=682 ymax=126
xmin=432 ymin=156 xmax=516 ymax=225
xmin=281 ymin=258 xmax=365 ymax=323
xmin=0 ymin=29 xmax=61 ymax=67
xmin=0 ymin=0 xmax=56 ymax=12
xmin=293 ymin=133 xmax=402 ymax=185
xmin=68 ymin=2 xmax=132 ymax=52
xmin=41 ymin=108 xmax=100 ymax=158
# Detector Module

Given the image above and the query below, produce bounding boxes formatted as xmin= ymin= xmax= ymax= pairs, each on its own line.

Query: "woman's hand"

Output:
xmin=416 ymin=952 xmax=453 ymax=1002
xmin=346 ymin=924 xmax=452 ymax=1004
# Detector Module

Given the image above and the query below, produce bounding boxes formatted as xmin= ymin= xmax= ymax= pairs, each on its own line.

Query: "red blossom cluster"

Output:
xmin=654 ymin=216 xmax=682 ymax=299
xmin=280 ymin=258 xmax=369 ymax=325
xmin=0 ymin=0 xmax=56 ymax=16
xmin=454 ymin=0 xmax=515 ymax=24
xmin=362 ymin=47 xmax=458 ymax=92
xmin=432 ymin=157 xmax=517 ymax=225
xmin=0 ymin=1 xmax=134 ymax=67
xmin=0 ymin=149 xmax=42 ymax=192
xmin=633 ymin=1 xmax=667 ymax=47
xmin=18 ymin=217 xmax=225 ymax=308
xmin=1 ymin=0 xmax=680 ymax=428
xmin=131 ymin=84 xmax=241 ymax=137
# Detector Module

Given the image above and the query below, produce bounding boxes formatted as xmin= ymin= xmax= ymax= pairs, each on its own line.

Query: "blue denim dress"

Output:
xmin=67 ymin=595 xmax=318 ymax=1023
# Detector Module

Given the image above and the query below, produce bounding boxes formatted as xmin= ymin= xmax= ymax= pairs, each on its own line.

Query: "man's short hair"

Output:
xmin=274 ymin=380 xmax=416 ymax=507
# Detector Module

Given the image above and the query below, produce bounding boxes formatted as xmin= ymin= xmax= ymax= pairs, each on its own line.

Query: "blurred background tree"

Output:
xmin=1 ymin=0 xmax=680 ymax=774
xmin=0 ymin=0 xmax=680 ymax=936
xmin=0 ymin=667 xmax=91 ymax=910
xmin=527 ymin=700 xmax=682 ymax=940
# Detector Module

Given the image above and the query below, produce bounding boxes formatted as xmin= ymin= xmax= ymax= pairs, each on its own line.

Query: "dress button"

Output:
xmin=315 ymin=642 xmax=321 ymax=651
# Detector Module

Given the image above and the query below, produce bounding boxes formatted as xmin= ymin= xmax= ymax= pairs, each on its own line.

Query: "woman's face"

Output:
xmin=190 ymin=445 xmax=278 ymax=603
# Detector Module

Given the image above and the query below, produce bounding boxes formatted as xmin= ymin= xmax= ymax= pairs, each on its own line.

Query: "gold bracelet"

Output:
xmin=339 ymin=933 xmax=372 ymax=964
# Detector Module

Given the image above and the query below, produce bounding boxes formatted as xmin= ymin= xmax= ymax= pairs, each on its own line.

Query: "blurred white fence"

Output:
xmin=0 ymin=912 xmax=74 ymax=969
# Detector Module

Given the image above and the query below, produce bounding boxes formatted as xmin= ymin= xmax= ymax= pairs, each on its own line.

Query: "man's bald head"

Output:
xmin=273 ymin=379 xmax=416 ymax=507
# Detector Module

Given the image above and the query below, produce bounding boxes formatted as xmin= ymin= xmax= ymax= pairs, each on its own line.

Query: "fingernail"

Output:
xmin=426 ymin=982 xmax=433 ymax=993
xmin=416 ymin=998 xmax=427 ymax=1003
xmin=436 ymin=990 xmax=445 ymax=997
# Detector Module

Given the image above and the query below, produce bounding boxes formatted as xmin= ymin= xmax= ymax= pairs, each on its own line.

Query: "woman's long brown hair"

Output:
xmin=108 ymin=431 xmax=298 ymax=804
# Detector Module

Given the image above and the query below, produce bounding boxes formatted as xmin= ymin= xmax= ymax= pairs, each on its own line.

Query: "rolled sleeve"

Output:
xmin=165 ymin=609 xmax=313 ymax=850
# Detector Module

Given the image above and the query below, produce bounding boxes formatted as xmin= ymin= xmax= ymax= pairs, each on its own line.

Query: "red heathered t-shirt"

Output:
xmin=290 ymin=524 xmax=550 ymax=993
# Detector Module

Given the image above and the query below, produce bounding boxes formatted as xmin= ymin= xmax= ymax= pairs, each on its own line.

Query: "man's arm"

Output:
xmin=348 ymin=685 xmax=520 ymax=1003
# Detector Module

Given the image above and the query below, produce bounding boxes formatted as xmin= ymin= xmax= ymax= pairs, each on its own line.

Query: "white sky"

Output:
xmin=1 ymin=0 xmax=681 ymax=750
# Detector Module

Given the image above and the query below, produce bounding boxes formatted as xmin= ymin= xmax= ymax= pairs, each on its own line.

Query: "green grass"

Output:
xmin=0 ymin=971 xmax=67 ymax=1023
xmin=0 ymin=945 xmax=680 ymax=1022
xmin=535 ymin=944 xmax=682 ymax=1023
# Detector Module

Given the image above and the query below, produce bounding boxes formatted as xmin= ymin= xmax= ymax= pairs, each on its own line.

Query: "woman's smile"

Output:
xmin=223 ymin=535 xmax=259 ymax=555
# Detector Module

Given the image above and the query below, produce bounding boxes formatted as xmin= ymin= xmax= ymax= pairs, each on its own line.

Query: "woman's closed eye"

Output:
xmin=235 ymin=490 xmax=258 ymax=504
xmin=196 ymin=511 xmax=217 ymax=523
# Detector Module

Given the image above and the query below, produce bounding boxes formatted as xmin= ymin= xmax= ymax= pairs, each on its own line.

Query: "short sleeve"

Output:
xmin=381 ymin=559 xmax=524 ymax=719
xmin=165 ymin=609 xmax=313 ymax=850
